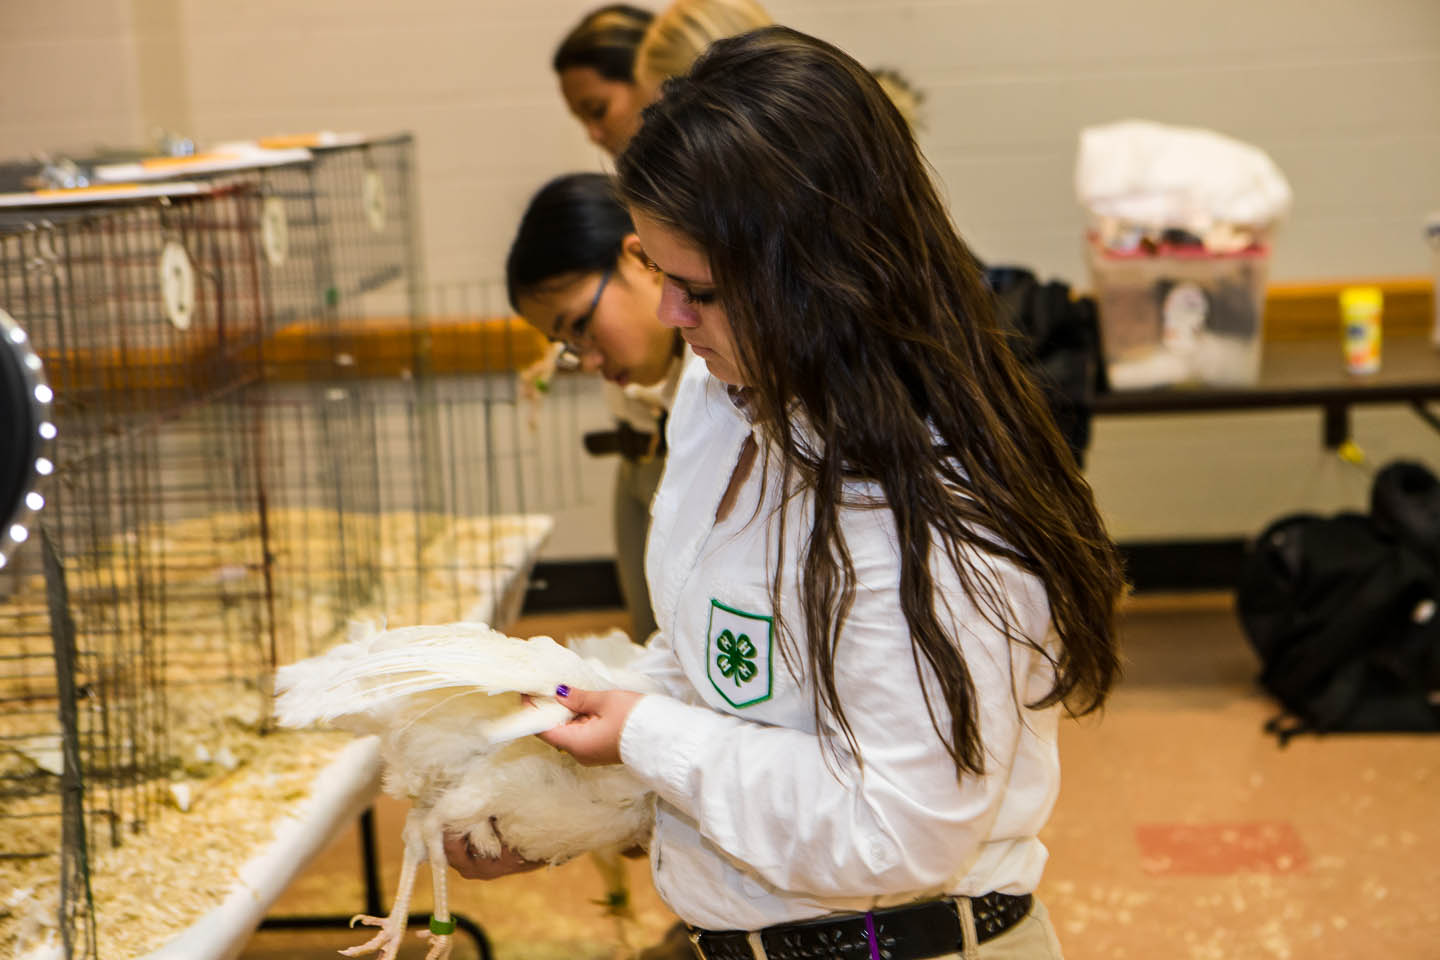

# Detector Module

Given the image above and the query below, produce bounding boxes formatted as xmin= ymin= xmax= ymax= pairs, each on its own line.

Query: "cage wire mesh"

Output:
xmin=247 ymin=150 xmax=391 ymax=666
xmin=0 ymin=185 xmax=278 ymax=958
xmin=78 ymin=135 xmax=573 ymax=641
xmin=301 ymin=135 xmax=428 ymax=632
xmin=364 ymin=277 xmax=582 ymax=630
xmin=285 ymin=135 xmax=578 ymax=631
xmin=0 ymin=132 xmax=593 ymax=958
xmin=94 ymin=151 xmax=394 ymax=663
xmin=305 ymin=135 xmax=419 ymax=312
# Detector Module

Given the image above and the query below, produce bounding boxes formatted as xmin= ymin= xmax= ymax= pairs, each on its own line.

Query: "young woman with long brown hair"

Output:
xmin=457 ymin=25 xmax=1125 ymax=959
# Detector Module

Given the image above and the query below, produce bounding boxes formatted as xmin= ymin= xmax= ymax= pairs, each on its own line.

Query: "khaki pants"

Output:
xmin=614 ymin=455 xmax=665 ymax=642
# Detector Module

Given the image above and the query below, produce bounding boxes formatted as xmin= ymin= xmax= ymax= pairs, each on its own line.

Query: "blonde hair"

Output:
xmin=636 ymin=0 xmax=772 ymax=92
xmin=871 ymin=67 xmax=926 ymax=131
xmin=638 ymin=2 xmax=926 ymax=132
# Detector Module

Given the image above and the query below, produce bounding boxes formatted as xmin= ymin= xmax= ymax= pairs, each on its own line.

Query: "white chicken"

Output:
xmin=273 ymin=621 xmax=658 ymax=960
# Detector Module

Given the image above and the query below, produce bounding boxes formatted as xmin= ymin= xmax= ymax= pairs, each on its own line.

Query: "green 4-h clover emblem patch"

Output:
xmin=706 ymin=598 xmax=773 ymax=708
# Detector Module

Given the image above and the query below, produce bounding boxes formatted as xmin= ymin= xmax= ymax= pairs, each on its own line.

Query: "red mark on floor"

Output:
xmin=1136 ymin=822 xmax=1310 ymax=875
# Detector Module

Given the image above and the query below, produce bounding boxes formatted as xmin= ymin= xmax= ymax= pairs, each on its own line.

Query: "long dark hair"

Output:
xmin=506 ymin=173 xmax=632 ymax=308
xmin=617 ymin=27 xmax=1124 ymax=777
xmin=552 ymin=4 xmax=654 ymax=82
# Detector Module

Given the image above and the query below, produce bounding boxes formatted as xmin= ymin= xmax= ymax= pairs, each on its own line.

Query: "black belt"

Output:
xmin=689 ymin=892 xmax=1033 ymax=960
xmin=583 ymin=417 xmax=667 ymax=462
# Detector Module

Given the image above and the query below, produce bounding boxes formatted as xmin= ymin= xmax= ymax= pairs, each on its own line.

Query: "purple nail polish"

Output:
xmin=555 ymin=684 xmax=570 ymax=697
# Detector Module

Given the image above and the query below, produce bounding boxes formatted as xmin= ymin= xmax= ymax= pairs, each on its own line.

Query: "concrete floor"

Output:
xmin=240 ymin=599 xmax=1440 ymax=960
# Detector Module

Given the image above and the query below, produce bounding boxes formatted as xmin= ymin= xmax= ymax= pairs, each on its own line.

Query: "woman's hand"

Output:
xmin=536 ymin=687 xmax=643 ymax=766
xmin=444 ymin=819 xmax=545 ymax=880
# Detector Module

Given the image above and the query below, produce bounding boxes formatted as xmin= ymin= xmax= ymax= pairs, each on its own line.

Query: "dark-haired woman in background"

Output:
xmin=508 ymin=172 xmax=686 ymax=643
xmin=553 ymin=4 xmax=655 ymax=157
xmin=525 ymin=27 xmax=1126 ymax=959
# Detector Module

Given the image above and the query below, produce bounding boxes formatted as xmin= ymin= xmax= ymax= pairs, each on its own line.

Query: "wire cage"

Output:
xmin=0 ymin=135 xmax=588 ymax=958
xmin=0 ymin=182 xmax=278 ymax=959
xmin=0 ymin=175 xmax=410 ymax=958
xmin=213 ymin=145 xmax=399 ymax=652
xmin=369 ymin=381 xmax=556 ymax=631
xmin=319 ymin=277 xmax=582 ymax=632
xmin=80 ymin=134 xmax=586 ymax=652
xmin=267 ymin=135 xmax=422 ymax=641
xmin=301 ymin=133 xmax=420 ymax=317
xmin=92 ymin=134 xmax=423 ymax=338
xmin=233 ymin=137 xmax=577 ymax=634
xmin=88 ymin=146 xmax=405 ymax=666
xmin=91 ymin=137 xmax=425 ymax=643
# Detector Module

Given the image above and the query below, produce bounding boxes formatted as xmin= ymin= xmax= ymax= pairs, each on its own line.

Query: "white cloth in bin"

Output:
xmin=1107 ymin=332 xmax=1260 ymax=390
xmin=1076 ymin=120 xmax=1292 ymax=231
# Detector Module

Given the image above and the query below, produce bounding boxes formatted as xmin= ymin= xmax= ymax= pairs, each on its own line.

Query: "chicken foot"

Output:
xmin=342 ymin=811 xmax=425 ymax=960
xmin=415 ymin=819 xmax=455 ymax=960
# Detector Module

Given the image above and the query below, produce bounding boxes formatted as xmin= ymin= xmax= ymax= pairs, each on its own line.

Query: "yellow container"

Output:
xmin=1339 ymin=286 xmax=1382 ymax=375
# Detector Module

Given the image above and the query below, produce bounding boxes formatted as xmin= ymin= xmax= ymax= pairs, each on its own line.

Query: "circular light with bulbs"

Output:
xmin=0 ymin=307 xmax=54 ymax=570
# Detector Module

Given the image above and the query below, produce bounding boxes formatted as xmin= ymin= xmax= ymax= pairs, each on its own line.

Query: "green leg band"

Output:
xmin=429 ymin=916 xmax=456 ymax=936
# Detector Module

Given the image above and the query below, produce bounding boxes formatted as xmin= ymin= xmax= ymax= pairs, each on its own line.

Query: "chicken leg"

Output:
xmin=342 ymin=810 xmax=425 ymax=960
xmin=415 ymin=818 xmax=455 ymax=960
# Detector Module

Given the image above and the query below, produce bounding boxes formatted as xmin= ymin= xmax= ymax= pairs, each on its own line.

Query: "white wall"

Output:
xmin=0 ymin=1 xmax=144 ymax=157
xmin=18 ymin=0 xmax=1426 ymax=287
xmin=781 ymin=0 xmax=1440 ymax=283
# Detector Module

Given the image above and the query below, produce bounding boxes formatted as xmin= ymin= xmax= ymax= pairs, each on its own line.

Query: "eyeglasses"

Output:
xmin=554 ymin=267 xmax=612 ymax=372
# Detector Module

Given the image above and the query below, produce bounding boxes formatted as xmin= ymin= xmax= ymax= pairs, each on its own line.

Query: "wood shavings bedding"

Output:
xmin=0 ymin=508 xmax=551 ymax=956
xmin=1 ymin=725 xmax=353 ymax=960
xmin=0 ymin=510 xmax=550 ymax=683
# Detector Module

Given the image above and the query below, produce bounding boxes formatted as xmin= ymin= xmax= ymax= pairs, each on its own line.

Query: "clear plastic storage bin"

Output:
xmin=1088 ymin=238 xmax=1269 ymax=390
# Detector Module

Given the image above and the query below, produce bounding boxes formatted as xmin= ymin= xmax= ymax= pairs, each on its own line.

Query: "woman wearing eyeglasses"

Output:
xmin=507 ymin=172 xmax=688 ymax=644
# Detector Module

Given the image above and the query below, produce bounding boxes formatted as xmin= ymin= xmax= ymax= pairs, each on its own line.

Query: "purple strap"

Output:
xmin=864 ymin=911 xmax=880 ymax=960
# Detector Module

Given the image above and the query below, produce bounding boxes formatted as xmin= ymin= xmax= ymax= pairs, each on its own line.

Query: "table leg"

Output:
xmin=1410 ymin=401 xmax=1440 ymax=439
xmin=1322 ymin=402 xmax=1350 ymax=448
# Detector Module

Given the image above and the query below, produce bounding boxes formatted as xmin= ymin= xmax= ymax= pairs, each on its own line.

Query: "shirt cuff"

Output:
xmin=619 ymin=694 xmax=718 ymax=809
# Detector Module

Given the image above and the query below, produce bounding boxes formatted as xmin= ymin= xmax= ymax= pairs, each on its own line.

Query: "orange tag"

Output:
xmin=140 ymin=153 xmax=223 ymax=170
xmin=257 ymin=134 xmax=323 ymax=150
xmin=32 ymin=183 xmax=143 ymax=197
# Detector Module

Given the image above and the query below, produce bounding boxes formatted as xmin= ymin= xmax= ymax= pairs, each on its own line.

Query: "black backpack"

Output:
xmin=1236 ymin=460 xmax=1440 ymax=743
xmin=986 ymin=265 xmax=1104 ymax=468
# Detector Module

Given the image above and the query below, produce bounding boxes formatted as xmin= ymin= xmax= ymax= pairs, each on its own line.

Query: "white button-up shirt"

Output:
xmin=620 ymin=356 xmax=1062 ymax=931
